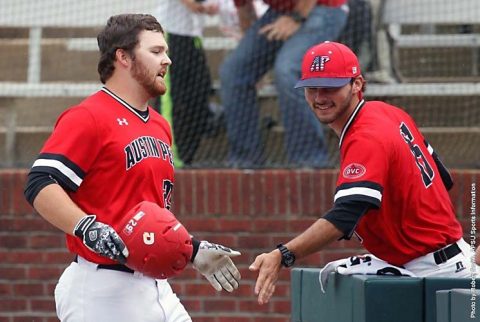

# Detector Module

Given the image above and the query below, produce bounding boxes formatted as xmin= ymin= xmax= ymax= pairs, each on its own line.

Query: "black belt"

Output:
xmin=433 ymin=243 xmax=461 ymax=265
xmin=74 ymin=255 xmax=134 ymax=274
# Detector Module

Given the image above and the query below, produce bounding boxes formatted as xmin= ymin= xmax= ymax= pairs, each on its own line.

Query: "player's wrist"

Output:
xmin=276 ymin=244 xmax=296 ymax=268
xmin=286 ymin=11 xmax=307 ymax=24
xmin=190 ymin=238 xmax=201 ymax=262
xmin=73 ymin=214 xmax=96 ymax=237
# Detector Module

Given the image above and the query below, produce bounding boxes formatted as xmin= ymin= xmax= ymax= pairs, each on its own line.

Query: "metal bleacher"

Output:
xmin=382 ymin=0 xmax=480 ymax=82
xmin=0 ymin=0 xmax=479 ymax=168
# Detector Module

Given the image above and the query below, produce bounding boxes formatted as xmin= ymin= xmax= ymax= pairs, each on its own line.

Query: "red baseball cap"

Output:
xmin=295 ymin=41 xmax=361 ymax=88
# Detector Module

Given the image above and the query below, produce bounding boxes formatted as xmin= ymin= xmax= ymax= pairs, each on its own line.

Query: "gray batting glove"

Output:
xmin=192 ymin=241 xmax=241 ymax=292
xmin=74 ymin=215 xmax=129 ymax=264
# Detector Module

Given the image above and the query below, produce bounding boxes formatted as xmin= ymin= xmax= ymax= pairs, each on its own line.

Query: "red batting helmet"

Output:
xmin=117 ymin=201 xmax=193 ymax=279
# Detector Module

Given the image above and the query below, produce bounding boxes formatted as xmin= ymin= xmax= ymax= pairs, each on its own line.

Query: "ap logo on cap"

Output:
xmin=310 ymin=56 xmax=330 ymax=72
xmin=295 ymin=41 xmax=361 ymax=89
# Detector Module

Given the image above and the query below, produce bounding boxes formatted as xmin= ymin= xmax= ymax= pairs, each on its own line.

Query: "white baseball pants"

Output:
xmin=404 ymin=239 xmax=477 ymax=278
xmin=54 ymin=256 xmax=191 ymax=322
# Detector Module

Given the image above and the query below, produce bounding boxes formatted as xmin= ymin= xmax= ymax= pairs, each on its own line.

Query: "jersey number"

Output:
xmin=163 ymin=180 xmax=173 ymax=210
xmin=399 ymin=122 xmax=434 ymax=187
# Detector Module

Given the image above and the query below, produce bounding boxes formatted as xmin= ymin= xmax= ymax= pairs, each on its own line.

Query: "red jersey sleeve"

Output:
xmin=335 ymin=133 xmax=389 ymax=208
xmin=31 ymin=106 xmax=101 ymax=191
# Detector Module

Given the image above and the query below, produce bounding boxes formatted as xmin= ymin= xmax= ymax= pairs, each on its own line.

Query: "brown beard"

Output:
xmin=313 ymin=88 xmax=355 ymax=125
xmin=131 ymin=58 xmax=166 ymax=97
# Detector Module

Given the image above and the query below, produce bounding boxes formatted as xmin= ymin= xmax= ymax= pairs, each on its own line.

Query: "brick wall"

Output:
xmin=0 ymin=169 xmax=478 ymax=322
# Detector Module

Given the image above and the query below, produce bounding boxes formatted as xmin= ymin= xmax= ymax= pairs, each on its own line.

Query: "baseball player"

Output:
xmin=249 ymin=41 xmax=476 ymax=305
xmin=24 ymin=14 xmax=240 ymax=322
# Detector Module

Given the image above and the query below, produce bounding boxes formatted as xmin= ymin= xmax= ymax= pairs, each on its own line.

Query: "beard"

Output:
xmin=314 ymin=90 xmax=355 ymax=125
xmin=131 ymin=58 xmax=166 ymax=97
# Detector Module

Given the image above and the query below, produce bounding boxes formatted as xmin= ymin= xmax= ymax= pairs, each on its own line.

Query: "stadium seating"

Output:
xmin=382 ymin=0 xmax=480 ymax=82
xmin=0 ymin=0 xmax=479 ymax=168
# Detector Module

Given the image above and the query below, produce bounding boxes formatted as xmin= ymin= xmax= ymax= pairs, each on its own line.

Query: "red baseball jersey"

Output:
xmin=335 ymin=100 xmax=462 ymax=266
xmin=31 ymin=88 xmax=175 ymax=264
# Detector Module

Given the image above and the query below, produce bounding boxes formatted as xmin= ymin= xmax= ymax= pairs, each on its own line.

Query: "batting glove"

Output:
xmin=192 ymin=240 xmax=241 ymax=292
xmin=74 ymin=215 xmax=129 ymax=264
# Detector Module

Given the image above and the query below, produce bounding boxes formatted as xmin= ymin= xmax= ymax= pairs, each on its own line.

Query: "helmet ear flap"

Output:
xmin=117 ymin=201 xmax=193 ymax=279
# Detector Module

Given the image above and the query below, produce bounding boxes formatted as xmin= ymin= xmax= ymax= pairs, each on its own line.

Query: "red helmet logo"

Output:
xmin=117 ymin=201 xmax=193 ymax=279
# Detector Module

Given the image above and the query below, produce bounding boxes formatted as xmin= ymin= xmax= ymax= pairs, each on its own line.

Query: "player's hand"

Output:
xmin=249 ymin=249 xmax=282 ymax=305
xmin=73 ymin=215 xmax=129 ymax=264
xmin=192 ymin=241 xmax=241 ymax=292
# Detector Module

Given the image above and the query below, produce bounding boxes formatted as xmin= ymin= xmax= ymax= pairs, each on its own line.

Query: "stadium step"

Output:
xmin=190 ymin=125 xmax=479 ymax=169
xmin=2 ymin=33 xmax=479 ymax=84
xmin=0 ymin=36 xmax=233 ymax=82
xmin=1 ymin=27 xmax=479 ymax=168
xmin=0 ymin=39 xmax=99 ymax=82
xmin=0 ymin=127 xmax=50 ymax=167
xmin=421 ymin=127 xmax=480 ymax=168
xmin=397 ymin=47 xmax=480 ymax=82
xmin=0 ymin=97 xmax=81 ymax=126
xmin=0 ymin=91 xmax=479 ymax=168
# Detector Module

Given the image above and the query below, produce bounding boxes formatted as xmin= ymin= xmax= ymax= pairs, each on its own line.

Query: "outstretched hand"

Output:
xmin=192 ymin=241 xmax=241 ymax=292
xmin=249 ymin=250 xmax=282 ymax=305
